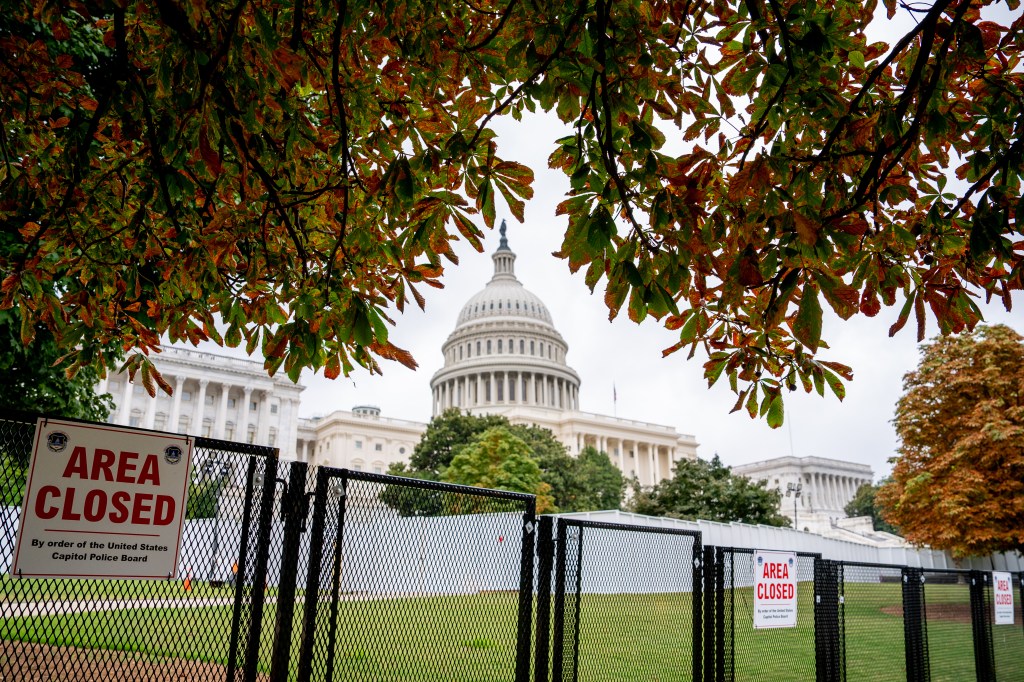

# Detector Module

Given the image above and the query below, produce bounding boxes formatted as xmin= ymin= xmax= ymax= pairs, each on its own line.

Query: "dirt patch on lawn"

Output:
xmin=0 ymin=640 xmax=267 ymax=681
xmin=880 ymin=603 xmax=972 ymax=623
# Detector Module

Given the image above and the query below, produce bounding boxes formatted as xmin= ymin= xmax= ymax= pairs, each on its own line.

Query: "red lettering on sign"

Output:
xmin=61 ymin=488 xmax=81 ymax=520
xmin=153 ymin=496 xmax=175 ymax=525
xmin=63 ymin=447 xmax=89 ymax=479
xmin=110 ymin=491 xmax=130 ymax=523
xmin=83 ymin=489 xmax=105 ymax=522
xmin=131 ymin=493 xmax=153 ymax=525
xmin=137 ymin=455 xmax=160 ymax=486
xmin=116 ymin=452 xmax=139 ymax=483
xmin=35 ymin=485 xmax=61 ymax=519
xmin=91 ymin=449 xmax=116 ymax=481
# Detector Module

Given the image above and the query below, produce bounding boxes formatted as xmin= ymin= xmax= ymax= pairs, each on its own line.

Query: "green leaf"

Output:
xmin=766 ymin=393 xmax=784 ymax=428
xmin=793 ymin=283 xmax=822 ymax=352
xmin=821 ymin=366 xmax=846 ymax=401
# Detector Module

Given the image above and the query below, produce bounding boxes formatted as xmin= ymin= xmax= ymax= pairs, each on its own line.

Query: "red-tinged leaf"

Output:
xmin=20 ymin=222 xmax=41 ymax=239
xmin=662 ymin=340 xmax=686 ymax=357
xmin=325 ymin=353 xmax=341 ymax=380
xmin=889 ymin=295 xmax=915 ymax=336
xmin=737 ymin=244 xmax=763 ymax=287
xmin=19 ymin=309 xmax=34 ymax=346
xmin=730 ymin=388 xmax=749 ymax=414
xmin=915 ymin=294 xmax=927 ymax=341
xmin=793 ymin=212 xmax=820 ymax=245
xmin=199 ymin=125 xmax=224 ymax=176
xmin=860 ymin=285 xmax=881 ymax=317
xmin=51 ymin=116 xmax=70 ymax=129
xmin=370 ymin=341 xmax=419 ymax=370
xmin=819 ymin=360 xmax=854 ymax=381
xmin=746 ymin=385 xmax=759 ymax=418
xmin=140 ymin=359 xmax=157 ymax=397
xmin=821 ymin=366 xmax=846 ymax=401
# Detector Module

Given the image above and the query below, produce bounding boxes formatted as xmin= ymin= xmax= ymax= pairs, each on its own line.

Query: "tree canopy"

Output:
xmin=844 ymin=480 xmax=899 ymax=535
xmin=878 ymin=324 xmax=1024 ymax=557
xmin=443 ymin=426 xmax=555 ymax=512
xmin=388 ymin=409 xmax=623 ymax=512
xmin=2 ymin=1 xmax=1021 ymax=424
xmin=630 ymin=455 xmax=790 ymax=526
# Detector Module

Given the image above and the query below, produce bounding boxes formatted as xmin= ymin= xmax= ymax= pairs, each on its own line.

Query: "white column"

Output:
xmin=652 ymin=443 xmax=661 ymax=482
xmin=118 ymin=378 xmax=134 ymax=425
xmin=195 ymin=379 xmax=209 ymax=435
xmin=529 ymin=374 xmax=536 ymax=405
xmin=475 ymin=375 xmax=482 ymax=406
xmin=257 ymin=389 xmax=271 ymax=443
xmin=215 ymin=384 xmax=230 ymax=439
xmin=239 ymin=386 xmax=253 ymax=442
xmin=143 ymin=390 xmax=157 ymax=429
xmin=170 ymin=375 xmax=185 ymax=432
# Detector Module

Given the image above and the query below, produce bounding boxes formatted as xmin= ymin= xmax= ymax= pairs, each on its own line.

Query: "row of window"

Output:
xmin=449 ymin=338 xmax=558 ymax=363
xmin=469 ymin=299 xmax=541 ymax=315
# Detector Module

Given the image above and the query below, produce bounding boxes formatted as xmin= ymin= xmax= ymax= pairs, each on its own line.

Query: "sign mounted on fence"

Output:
xmin=753 ymin=550 xmax=798 ymax=629
xmin=993 ymin=571 xmax=1015 ymax=625
xmin=11 ymin=418 xmax=194 ymax=580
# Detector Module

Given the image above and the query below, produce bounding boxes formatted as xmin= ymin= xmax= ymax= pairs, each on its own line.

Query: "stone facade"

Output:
xmin=100 ymin=347 xmax=305 ymax=459
xmin=732 ymin=456 xmax=874 ymax=534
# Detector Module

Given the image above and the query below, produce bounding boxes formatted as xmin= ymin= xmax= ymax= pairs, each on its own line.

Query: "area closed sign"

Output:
xmin=993 ymin=571 xmax=1014 ymax=625
xmin=12 ymin=419 xmax=193 ymax=580
xmin=753 ymin=550 xmax=798 ymax=628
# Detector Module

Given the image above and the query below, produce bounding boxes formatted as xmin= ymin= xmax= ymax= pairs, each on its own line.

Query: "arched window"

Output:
xmin=498 ymin=340 xmax=503 ymax=353
xmin=520 ymin=339 xmax=525 ymax=353
xmin=477 ymin=341 xmax=481 ymax=355
xmin=487 ymin=340 xmax=492 ymax=353
xmin=530 ymin=341 xmax=535 ymax=354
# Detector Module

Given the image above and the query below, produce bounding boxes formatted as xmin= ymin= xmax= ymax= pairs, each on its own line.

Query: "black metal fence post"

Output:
xmin=243 ymin=450 xmax=279 ymax=682
xmin=692 ymin=538 xmax=704 ymax=682
xmin=535 ymin=516 xmax=555 ymax=682
xmin=702 ymin=545 xmax=716 ymax=682
xmin=716 ymin=547 xmax=727 ymax=682
xmin=969 ymin=570 xmax=996 ymax=682
xmin=552 ymin=519 xmax=568 ymax=682
xmin=814 ymin=559 xmax=843 ymax=682
xmin=514 ymin=509 xmax=537 ymax=682
xmin=296 ymin=467 xmax=332 ymax=680
xmin=269 ymin=461 xmax=309 ymax=680
xmin=902 ymin=567 xmax=929 ymax=682
xmin=227 ymin=454 xmax=259 ymax=680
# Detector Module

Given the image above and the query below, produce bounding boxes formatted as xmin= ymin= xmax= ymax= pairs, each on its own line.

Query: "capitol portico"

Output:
xmin=429 ymin=223 xmax=698 ymax=485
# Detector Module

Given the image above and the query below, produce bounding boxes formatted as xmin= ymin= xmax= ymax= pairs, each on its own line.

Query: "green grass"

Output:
xmin=0 ymin=574 xmax=282 ymax=601
xmin=2 ymin=583 xmax=1021 ymax=681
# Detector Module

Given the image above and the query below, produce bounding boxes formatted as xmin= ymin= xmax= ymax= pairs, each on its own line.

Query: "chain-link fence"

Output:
xmin=0 ymin=410 xmax=278 ymax=680
xmin=1 ymin=411 xmax=538 ymax=681
xmin=707 ymin=547 xmax=820 ymax=682
xmin=4 ymin=410 xmax=1023 ymax=682
xmin=537 ymin=517 xmax=702 ymax=682
xmin=990 ymin=572 xmax=1024 ymax=682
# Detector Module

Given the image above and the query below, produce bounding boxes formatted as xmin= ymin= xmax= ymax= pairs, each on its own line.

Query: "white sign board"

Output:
xmin=993 ymin=571 xmax=1015 ymax=625
xmin=12 ymin=419 xmax=193 ymax=580
xmin=754 ymin=550 xmax=798 ymax=629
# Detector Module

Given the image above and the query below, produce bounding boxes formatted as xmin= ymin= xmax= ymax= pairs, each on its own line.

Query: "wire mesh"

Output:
xmin=841 ymin=562 xmax=908 ymax=682
xmin=0 ymin=410 xmax=278 ymax=681
xmin=921 ymin=570 xmax=976 ymax=682
xmin=720 ymin=548 xmax=817 ymax=682
xmin=549 ymin=519 xmax=701 ymax=682
xmin=295 ymin=467 xmax=536 ymax=682
xmin=990 ymin=572 xmax=1024 ymax=682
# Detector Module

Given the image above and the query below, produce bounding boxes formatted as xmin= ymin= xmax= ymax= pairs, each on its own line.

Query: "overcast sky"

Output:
xmin=271 ymin=109 xmax=1020 ymax=483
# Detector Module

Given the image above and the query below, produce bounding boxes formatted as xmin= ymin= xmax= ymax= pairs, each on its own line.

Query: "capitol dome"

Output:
xmin=430 ymin=222 xmax=581 ymax=415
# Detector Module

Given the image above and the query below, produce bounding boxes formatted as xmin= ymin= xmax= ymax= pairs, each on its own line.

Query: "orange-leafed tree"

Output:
xmin=878 ymin=325 xmax=1024 ymax=557
xmin=1 ymin=1 xmax=1022 ymax=424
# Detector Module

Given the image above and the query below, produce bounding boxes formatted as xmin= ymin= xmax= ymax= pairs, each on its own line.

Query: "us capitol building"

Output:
xmin=99 ymin=224 xmax=700 ymax=488
xmin=98 ymin=225 xmax=882 ymax=533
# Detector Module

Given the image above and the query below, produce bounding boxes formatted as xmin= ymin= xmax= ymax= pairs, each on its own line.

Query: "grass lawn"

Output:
xmin=2 ymin=583 xmax=1021 ymax=681
xmin=0 ymin=574 xmax=282 ymax=602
